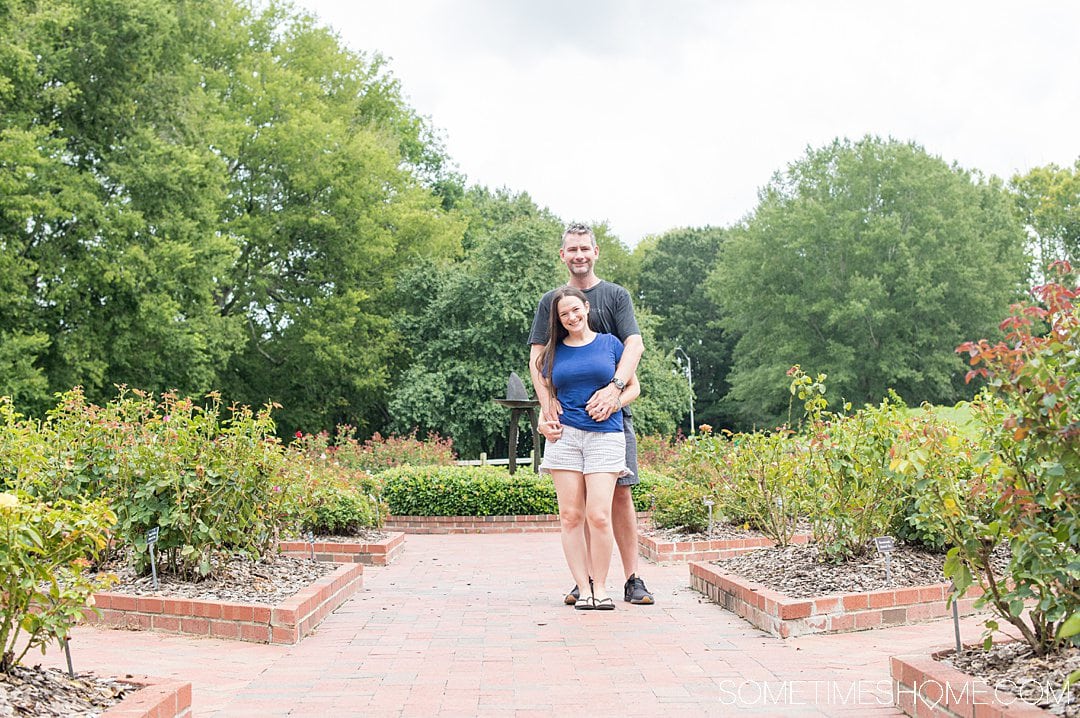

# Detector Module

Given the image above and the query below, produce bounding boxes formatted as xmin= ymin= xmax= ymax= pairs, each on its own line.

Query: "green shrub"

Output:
xmin=381 ymin=465 xmax=558 ymax=516
xmin=943 ymin=266 xmax=1080 ymax=655
xmin=716 ymin=429 xmax=806 ymax=545
xmin=648 ymin=480 xmax=711 ymax=533
xmin=0 ymin=492 xmax=116 ymax=673
xmin=630 ymin=468 xmax=676 ymax=511
xmin=636 ymin=434 xmax=682 ymax=472
xmin=294 ymin=426 xmax=456 ymax=473
xmin=306 ymin=484 xmax=379 ymax=535
xmin=802 ymin=395 xmax=910 ymax=561
xmin=23 ymin=389 xmax=290 ymax=580
xmin=280 ymin=438 xmax=387 ymax=535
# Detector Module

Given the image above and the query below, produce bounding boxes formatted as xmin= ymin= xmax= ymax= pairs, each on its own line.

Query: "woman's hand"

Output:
xmin=539 ymin=402 xmax=563 ymax=442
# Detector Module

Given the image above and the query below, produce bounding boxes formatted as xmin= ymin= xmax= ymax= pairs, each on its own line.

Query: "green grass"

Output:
xmin=907 ymin=402 xmax=983 ymax=440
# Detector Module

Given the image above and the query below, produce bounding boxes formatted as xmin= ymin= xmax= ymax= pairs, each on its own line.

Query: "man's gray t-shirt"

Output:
xmin=527 ymin=281 xmax=640 ymax=346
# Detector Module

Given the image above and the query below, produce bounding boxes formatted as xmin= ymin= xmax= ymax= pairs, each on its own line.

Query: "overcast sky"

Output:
xmin=294 ymin=0 xmax=1080 ymax=247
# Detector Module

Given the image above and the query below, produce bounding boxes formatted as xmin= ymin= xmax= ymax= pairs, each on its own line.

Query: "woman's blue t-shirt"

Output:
xmin=551 ymin=333 xmax=624 ymax=433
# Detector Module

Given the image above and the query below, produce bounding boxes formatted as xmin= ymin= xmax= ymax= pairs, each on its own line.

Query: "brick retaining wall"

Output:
xmin=691 ymin=561 xmax=983 ymax=638
xmin=101 ymin=676 xmax=192 ymax=718
xmin=279 ymin=531 xmax=405 ymax=565
xmin=87 ymin=562 xmax=363 ymax=644
xmin=639 ymin=533 xmax=810 ymax=564
xmin=890 ymin=647 xmax=1049 ymax=717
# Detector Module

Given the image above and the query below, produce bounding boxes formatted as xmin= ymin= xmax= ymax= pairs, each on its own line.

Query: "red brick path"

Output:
xmin=41 ymin=534 xmax=1008 ymax=716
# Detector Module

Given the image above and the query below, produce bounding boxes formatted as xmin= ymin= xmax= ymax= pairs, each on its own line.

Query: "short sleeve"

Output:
xmin=527 ymin=291 xmax=553 ymax=346
xmin=611 ymin=286 xmax=640 ymax=342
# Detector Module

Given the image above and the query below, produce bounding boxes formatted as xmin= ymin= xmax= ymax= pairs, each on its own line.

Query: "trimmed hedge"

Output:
xmin=380 ymin=465 xmax=673 ymax=517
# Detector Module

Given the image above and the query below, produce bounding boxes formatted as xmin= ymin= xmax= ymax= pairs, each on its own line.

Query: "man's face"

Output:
xmin=559 ymin=233 xmax=598 ymax=277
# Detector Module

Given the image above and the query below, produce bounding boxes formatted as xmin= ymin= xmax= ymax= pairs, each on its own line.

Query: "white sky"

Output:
xmin=294 ymin=0 xmax=1080 ymax=247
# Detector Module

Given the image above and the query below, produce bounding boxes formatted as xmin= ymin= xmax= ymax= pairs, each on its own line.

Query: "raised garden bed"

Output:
xmin=0 ymin=667 xmax=191 ymax=718
xmin=278 ymin=531 xmax=405 ymax=565
xmin=891 ymin=646 xmax=1055 ymax=717
xmin=85 ymin=562 xmax=363 ymax=644
xmin=690 ymin=547 xmax=984 ymax=638
xmin=101 ymin=676 xmax=193 ymax=718
xmin=639 ymin=529 xmax=810 ymax=564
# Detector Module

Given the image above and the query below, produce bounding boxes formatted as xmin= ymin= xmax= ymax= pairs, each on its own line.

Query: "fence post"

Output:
xmin=480 ymin=452 xmax=487 ymax=466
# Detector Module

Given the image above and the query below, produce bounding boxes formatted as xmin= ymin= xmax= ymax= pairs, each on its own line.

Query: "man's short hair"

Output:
xmin=562 ymin=222 xmax=596 ymax=247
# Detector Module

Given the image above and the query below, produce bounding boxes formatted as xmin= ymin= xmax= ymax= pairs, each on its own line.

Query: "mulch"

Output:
xmin=943 ymin=642 xmax=1080 ymax=716
xmin=709 ymin=543 xmax=952 ymax=598
xmin=0 ymin=665 xmax=137 ymax=717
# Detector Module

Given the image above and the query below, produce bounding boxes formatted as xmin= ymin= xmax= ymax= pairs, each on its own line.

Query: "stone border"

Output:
xmin=690 ymin=561 xmax=983 ymax=638
xmin=891 ymin=647 xmax=1049 ymax=717
xmin=639 ymin=533 xmax=810 ymax=564
xmin=101 ymin=676 xmax=192 ymax=718
xmin=87 ymin=563 xmax=363 ymax=644
xmin=279 ymin=531 xmax=405 ymax=565
xmin=386 ymin=511 xmax=651 ymax=534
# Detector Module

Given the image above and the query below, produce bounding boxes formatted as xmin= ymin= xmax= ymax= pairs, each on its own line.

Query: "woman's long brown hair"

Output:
xmin=534 ymin=287 xmax=589 ymax=393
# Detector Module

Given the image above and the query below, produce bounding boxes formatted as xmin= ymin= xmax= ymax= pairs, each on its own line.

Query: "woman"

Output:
xmin=535 ymin=287 xmax=639 ymax=610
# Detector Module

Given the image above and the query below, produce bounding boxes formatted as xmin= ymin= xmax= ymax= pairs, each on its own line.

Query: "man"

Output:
xmin=527 ymin=222 xmax=654 ymax=605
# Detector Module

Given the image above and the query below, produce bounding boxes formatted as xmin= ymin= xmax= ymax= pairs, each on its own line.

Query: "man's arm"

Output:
xmin=585 ymin=333 xmax=644 ymax=422
xmin=529 ymin=343 xmax=563 ymax=441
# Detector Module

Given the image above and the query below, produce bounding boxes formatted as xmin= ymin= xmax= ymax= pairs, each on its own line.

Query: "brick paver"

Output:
xmin=40 ymin=533 xmax=1000 ymax=716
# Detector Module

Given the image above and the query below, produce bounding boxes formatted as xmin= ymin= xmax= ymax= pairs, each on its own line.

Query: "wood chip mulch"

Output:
xmin=709 ymin=544 xmax=954 ymax=598
xmin=97 ymin=552 xmax=338 ymax=605
xmin=642 ymin=523 xmax=768 ymax=542
xmin=293 ymin=528 xmax=391 ymax=544
xmin=942 ymin=642 xmax=1080 ymax=716
xmin=0 ymin=665 xmax=137 ymax=717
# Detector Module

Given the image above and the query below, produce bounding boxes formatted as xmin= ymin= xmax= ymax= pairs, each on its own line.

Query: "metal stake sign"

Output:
xmin=873 ymin=536 xmax=895 ymax=585
xmin=703 ymin=498 xmax=715 ymax=535
xmin=950 ymin=580 xmax=963 ymax=654
xmin=146 ymin=527 xmax=160 ymax=591
xmin=304 ymin=530 xmax=316 ymax=560
xmin=62 ymin=636 xmax=74 ymax=677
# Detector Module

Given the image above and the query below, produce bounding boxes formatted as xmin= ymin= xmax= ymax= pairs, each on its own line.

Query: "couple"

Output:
xmin=527 ymin=223 xmax=654 ymax=610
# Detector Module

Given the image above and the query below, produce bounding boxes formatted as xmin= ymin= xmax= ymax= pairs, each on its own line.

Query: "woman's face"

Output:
xmin=556 ymin=295 xmax=589 ymax=333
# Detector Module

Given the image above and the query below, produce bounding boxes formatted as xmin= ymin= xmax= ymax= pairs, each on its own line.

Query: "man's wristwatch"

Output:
xmin=609 ymin=377 xmax=626 ymax=390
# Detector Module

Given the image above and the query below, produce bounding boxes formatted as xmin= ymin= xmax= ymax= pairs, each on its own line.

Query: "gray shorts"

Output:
xmin=619 ymin=416 xmax=639 ymax=487
xmin=540 ymin=425 xmax=627 ymax=477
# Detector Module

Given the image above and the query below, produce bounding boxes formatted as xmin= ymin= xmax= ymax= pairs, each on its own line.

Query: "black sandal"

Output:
xmin=593 ymin=597 xmax=616 ymax=611
xmin=574 ymin=596 xmax=596 ymax=611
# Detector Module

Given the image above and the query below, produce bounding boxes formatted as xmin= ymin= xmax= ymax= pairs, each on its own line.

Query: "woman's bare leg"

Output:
xmin=551 ymin=470 xmax=590 ymax=595
xmin=583 ymin=472 xmax=618 ymax=600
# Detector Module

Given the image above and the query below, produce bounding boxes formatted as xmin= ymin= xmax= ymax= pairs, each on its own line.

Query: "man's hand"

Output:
xmin=586 ymin=383 xmax=621 ymax=422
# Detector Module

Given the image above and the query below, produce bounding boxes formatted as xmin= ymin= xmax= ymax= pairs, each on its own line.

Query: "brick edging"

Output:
xmin=87 ymin=562 xmax=363 ymax=644
xmin=690 ymin=561 xmax=983 ymax=638
xmin=279 ymin=531 xmax=405 ymax=565
xmin=101 ymin=676 xmax=192 ymax=718
xmin=386 ymin=511 xmax=652 ymax=534
xmin=639 ymin=533 xmax=810 ymax=564
xmin=891 ymin=647 xmax=1049 ymax=717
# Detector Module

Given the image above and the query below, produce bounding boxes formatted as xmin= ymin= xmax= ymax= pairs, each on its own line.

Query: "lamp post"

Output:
xmin=673 ymin=346 xmax=694 ymax=434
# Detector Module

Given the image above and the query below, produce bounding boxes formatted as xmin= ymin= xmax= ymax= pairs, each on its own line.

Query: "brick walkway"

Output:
xmin=42 ymin=533 xmax=996 ymax=716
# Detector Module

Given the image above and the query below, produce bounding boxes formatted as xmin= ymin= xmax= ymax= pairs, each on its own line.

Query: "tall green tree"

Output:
xmin=389 ymin=192 xmax=562 ymax=456
xmin=1011 ymin=160 xmax=1080 ymax=278
xmin=638 ymin=226 xmax=734 ymax=431
xmin=0 ymin=0 xmax=463 ymax=433
xmin=710 ymin=137 xmax=1028 ymax=426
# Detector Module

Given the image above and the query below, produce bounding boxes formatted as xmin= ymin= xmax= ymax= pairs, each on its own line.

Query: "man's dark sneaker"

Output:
xmin=624 ymin=574 xmax=654 ymax=604
xmin=565 ymin=577 xmax=595 ymax=606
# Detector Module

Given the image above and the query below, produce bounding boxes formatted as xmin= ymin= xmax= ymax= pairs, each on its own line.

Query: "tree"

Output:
xmin=389 ymin=196 xmax=562 ymax=457
xmin=710 ymin=137 xmax=1028 ymax=427
xmin=1011 ymin=160 xmax=1080 ymax=279
xmin=637 ymin=226 xmax=735 ymax=431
